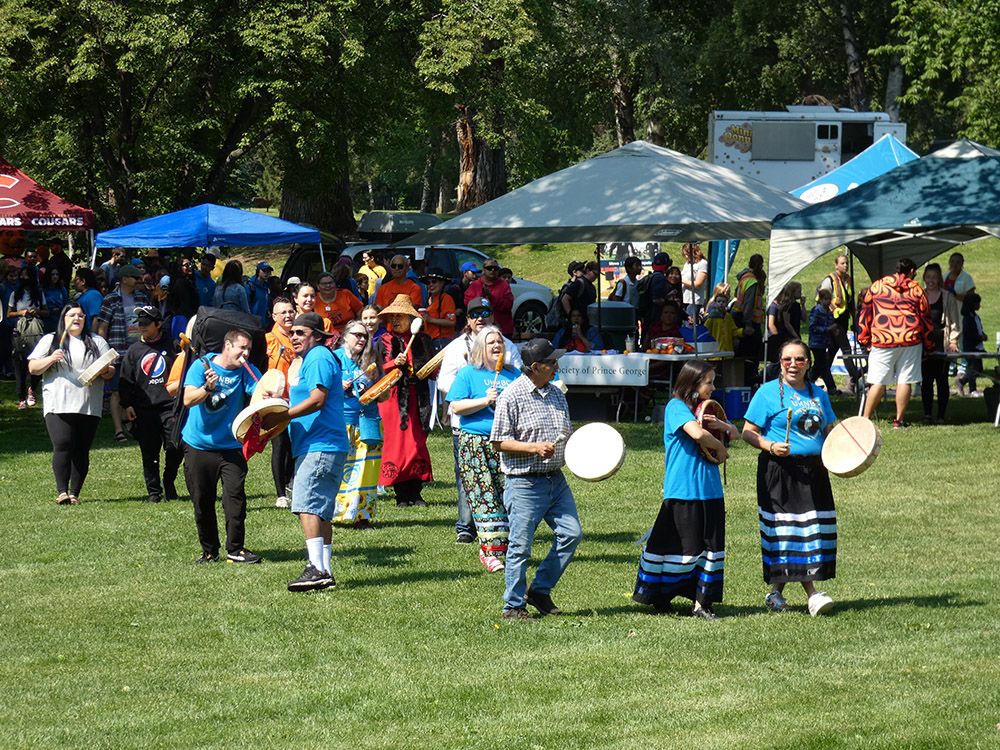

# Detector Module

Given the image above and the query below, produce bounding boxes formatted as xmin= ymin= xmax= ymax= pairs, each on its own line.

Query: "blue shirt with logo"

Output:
xmin=662 ymin=398 xmax=723 ymax=500
xmin=289 ymin=344 xmax=348 ymax=457
xmin=181 ymin=354 xmax=259 ymax=451
xmin=446 ymin=364 xmax=518 ymax=436
xmin=744 ymin=378 xmax=836 ymax=456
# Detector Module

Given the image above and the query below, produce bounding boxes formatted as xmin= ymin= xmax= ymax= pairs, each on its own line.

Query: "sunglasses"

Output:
xmin=289 ymin=329 xmax=311 ymax=338
xmin=468 ymin=310 xmax=492 ymax=319
xmin=390 ymin=263 xmax=406 ymax=270
xmin=348 ymin=330 xmax=368 ymax=339
xmin=483 ymin=265 xmax=500 ymax=271
xmin=780 ymin=356 xmax=808 ymax=364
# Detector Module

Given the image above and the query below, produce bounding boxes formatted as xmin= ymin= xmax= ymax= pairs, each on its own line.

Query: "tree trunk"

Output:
xmin=436 ymin=127 xmax=453 ymax=213
xmin=419 ymin=130 xmax=436 ymax=214
xmin=454 ymin=105 xmax=507 ymax=212
xmin=610 ymin=49 xmax=636 ymax=145
xmin=840 ymin=1 xmax=869 ymax=111
xmin=884 ymin=53 xmax=904 ymax=122
xmin=279 ymin=133 xmax=355 ymax=234
xmin=645 ymin=115 xmax=665 ymax=146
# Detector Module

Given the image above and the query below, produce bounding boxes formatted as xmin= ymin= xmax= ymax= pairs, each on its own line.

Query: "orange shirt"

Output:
xmin=266 ymin=326 xmax=295 ymax=374
xmin=315 ymin=290 xmax=362 ymax=331
xmin=376 ymin=278 xmax=423 ymax=310
xmin=424 ymin=293 xmax=457 ymax=340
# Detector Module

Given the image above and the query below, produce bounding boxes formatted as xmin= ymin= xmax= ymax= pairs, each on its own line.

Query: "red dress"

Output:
xmin=376 ymin=331 xmax=433 ymax=485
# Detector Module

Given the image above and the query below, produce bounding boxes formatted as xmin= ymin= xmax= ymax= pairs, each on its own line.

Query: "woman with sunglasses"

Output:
xmin=742 ymin=339 xmax=839 ymax=617
xmin=266 ymin=297 xmax=297 ymax=508
xmin=375 ymin=294 xmax=435 ymax=506
xmin=332 ymin=322 xmax=384 ymax=529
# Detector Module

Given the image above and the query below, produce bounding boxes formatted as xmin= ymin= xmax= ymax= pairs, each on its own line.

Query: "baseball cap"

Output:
xmin=460 ymin=261 xmax=481 ymax=274
xmin=130 ymin=257 xmax=146 ymax=267
xmin=467 ymin=297 xmax=492 ymax=315
xmin=135 ymin=305 xmax=163 ymax=323
xmin=118 ymin=265 xmax=142 ymax=279
xmin=158 ymin=275 xmax=171 ymax=288
xmin=256 ymin=261 xmax=273 ymax=271
xmin=291 ymin=312 xmax=332 ymax=339
xmin=286 ymin=276 xmax=302 ymax=286
xmin=652 ymin=252 xmax=670 ymax=271
xmin=520 ymin=338 xmax=566 ymax=367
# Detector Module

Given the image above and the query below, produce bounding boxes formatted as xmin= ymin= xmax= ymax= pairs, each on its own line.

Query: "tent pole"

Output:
xmin=319 ymin=241 xmax=327 ymax=273
xmin=594 ymin=244 xmax=603 ymax=345
xmin=88 ymin=230 xmax=97 ymax=269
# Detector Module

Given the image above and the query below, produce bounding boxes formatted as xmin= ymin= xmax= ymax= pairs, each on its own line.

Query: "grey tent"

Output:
xmin=768 ymin=139 xmax=1000 ymax=300
xmin=405 ymin=140 xmax=806 ymax=246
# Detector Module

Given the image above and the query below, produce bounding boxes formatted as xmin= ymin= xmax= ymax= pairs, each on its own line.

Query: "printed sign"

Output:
xmin=558 ymin=354 xmax=648 ymax=386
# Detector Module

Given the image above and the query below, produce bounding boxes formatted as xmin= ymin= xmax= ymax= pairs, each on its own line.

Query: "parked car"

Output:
xmin=280 ymin=243 xmax=554 ymax=336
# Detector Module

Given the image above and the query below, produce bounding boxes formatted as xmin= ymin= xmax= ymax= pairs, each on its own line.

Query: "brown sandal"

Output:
xmin=68 ymin=495 xmax=80 ymax=505
xmin=56 ymin=493 xmax=71 ymax=505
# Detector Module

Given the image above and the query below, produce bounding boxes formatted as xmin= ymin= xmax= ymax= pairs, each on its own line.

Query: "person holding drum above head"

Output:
xmin=490 ymin=338 xmax=581 ymax=620
xmin=437 ymin=297 xmax=523 ymax=544
xmin=446 ymin=326 xmax=519 ymax=573
xmin=742 ymin=339 xmax=839 ymax=617
xmin=332 ymin=321 xmax=383 ymax=530
xmin=284 ymin=312 xmax=349 ymax=591
xmin=633 ymin=360 xmax=739 ymax=620
xmin=266 ymin=297 xmax=297 ymax=509
xmin=375 ymin=294 xmax=435 ymax=507
xmin=27 ymin=303 xmax=115 ymax=505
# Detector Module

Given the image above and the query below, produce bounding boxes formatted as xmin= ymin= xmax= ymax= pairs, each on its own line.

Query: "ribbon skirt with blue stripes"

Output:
xmin=633 ymin=497 xmax=725 ymax=607
xmin=757 ymin=453 xmax=837 ymax=584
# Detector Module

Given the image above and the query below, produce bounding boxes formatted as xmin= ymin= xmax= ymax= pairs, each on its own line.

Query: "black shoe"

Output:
xmin=226 ymin=549 xmax=262 ymax=564
xmin=163 ymin=481 xmax=178 ymax=501
xmin=396 ymin=499 xmax=412 ymax=507
xmin=196 ymin=553 xmax=219 ymax=564
xmin=287 ymin=564 xmax=332 ymax=592
xmin=113 ymin=431 xmax=128 ymax=443
xmin=501 ymin=607 xmax=533 ymax=621
xmin=692 ymin=606 xmax=719 ymax=621
xmin=455 ymin=531 xmax=476 ymax=545
xmin=411 ymin=498 xmax=428 ymax=507
xmin=526 ymin=589 xmax=562 ymax=616
xmin=145 ymin=493 xmax=162 ymax=503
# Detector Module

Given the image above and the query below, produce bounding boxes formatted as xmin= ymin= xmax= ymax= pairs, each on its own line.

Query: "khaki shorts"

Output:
xmin=867 ymin=344 xmax=922 ymax=385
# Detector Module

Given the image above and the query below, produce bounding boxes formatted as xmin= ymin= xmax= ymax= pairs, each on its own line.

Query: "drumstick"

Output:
xmin=401 ymin=318 xmax=423 ymax=360
xmin=349 ymin=362 xmax=377 ymax=385
xmin=238 ymin=356 xmax=259 ymax=383
xmin=784 ymin=408 xmax=793 ymax=444
xmin=58 ymin=330 xmax=68 ymax=349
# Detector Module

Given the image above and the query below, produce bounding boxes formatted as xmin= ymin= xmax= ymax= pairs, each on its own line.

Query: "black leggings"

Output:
xmin=270 ymin=427 xmax=294 ymax=498
xmin=921 ymin=356 xmax=950 ymax=419
xmin=13 ymin=353 xmax=41 ymax=401
xmin=45 ymin=412 xmax=101 ymax=495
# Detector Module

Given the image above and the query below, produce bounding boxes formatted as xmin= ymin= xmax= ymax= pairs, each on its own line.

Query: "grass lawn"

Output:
xmin=2 ymin=377 xmax=999 ymax=748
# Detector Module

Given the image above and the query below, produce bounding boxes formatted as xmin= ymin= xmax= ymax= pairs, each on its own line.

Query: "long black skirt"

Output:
xmin=757 ymin=453 xmax=837 ymax=584
xmin=633 ymin=497 xmax=725 ymax=608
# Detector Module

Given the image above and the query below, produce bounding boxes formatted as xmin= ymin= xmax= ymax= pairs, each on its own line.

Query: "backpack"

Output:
xmin=13 ymin=314 xmax=45 ymax=354
xmin=635 ymin=271 xmax=662 ymax=320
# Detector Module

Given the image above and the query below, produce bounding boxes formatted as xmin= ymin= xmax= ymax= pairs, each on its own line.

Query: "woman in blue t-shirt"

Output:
xmin=632 ymin=360 xmax=739 ymax=620
xmin=332 ymin=322 xmax=383 ymax=530
xmin=742 ymin=339 xmax=839 ymax=617
xmin=446 ymin=325 xmax=518 ymax=573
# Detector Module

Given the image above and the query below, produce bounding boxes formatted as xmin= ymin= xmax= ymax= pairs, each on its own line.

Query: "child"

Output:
xmin=956 ymin=292 xmax=986 ymax=396
xmin=808 ymin=289 xmax=839 ymax=394
xmin=632 ymin=360 xmax=740 ymax=620
xmin=355 ymin=274 xmax=370 ymax=306
xmin=643 ymin=300 xmax=683 ymax=348
xmin=702 ymin=283 xmax=741 ymax=352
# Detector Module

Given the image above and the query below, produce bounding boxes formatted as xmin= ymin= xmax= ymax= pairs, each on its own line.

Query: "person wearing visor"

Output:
xmin=491 ymin=338 xmax=580 ymax=620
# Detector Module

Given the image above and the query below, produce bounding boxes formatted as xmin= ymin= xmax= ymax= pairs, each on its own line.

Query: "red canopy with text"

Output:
xmin=0 ymin=157 xmax=94 ymax=231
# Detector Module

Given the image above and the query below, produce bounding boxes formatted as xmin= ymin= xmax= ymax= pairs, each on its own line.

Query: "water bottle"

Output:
xmin=625 ymin=335 xmax=635 ymax=353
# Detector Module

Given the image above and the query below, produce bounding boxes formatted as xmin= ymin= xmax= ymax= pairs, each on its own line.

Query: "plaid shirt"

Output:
xmin=490 ymin=373 xmax=572 ymax=476
xmin=96 ymin=285 xmax=151 ymax=352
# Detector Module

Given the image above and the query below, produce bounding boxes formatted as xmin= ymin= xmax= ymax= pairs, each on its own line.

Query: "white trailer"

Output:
xmin=708 ymin=105 xmax=907 ymax=192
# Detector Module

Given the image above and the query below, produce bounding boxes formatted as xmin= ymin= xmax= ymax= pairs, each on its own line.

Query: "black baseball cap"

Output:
xmin=520 ymin=338 xmax=566 ymax=367
xmin=135 ymin=305 xmax=163 ymax=323
xmin=291 ymin=312 xmax=332 ymax=339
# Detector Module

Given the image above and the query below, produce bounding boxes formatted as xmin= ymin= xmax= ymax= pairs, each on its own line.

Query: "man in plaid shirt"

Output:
xmin=95 ymin=264 xmax=151 ymax=442
xmin=491 ymin=338 xmax=581 ymax=620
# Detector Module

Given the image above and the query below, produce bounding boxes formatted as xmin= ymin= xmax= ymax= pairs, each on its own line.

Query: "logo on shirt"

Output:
xmin=141 ymin=352 xmax=166 ymax=378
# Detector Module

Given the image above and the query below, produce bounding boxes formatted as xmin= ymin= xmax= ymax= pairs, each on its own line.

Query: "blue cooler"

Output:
xmin=724 ymin=387 xmax=752 ymax=421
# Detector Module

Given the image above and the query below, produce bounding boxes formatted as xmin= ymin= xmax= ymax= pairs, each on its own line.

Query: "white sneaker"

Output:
xmin=808 ymin=591 xmax=834 ymax=617
xmin=765 ymin=590 xmax=789 ymax=612
xmin=275 ymin=496 xmax=290 ymax=509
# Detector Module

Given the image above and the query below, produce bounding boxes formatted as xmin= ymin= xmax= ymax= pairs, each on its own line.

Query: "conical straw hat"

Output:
xmin=378 ymin=293 xmax=420 ymax=319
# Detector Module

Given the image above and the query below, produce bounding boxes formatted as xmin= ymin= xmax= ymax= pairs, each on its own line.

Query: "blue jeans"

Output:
xmin=503 ymin=472 xmax=582 ymax=610
xmin=452 ymin=430 xmax=474 ymax=535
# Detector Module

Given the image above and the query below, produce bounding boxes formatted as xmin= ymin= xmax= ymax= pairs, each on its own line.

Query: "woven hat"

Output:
xmin=378 ymin=293 xmax=420 ymax=319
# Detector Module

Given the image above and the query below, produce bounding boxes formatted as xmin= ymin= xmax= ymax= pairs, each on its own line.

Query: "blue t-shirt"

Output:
xmin=446 ymin=364 xmax=519 ymax=436
xmin=77 ymin=288 xmax=103 ymax=328
xmin=195 ymin=272 xmax=216 ymax=308
xmin=744 ymin=378 xmax=836 ymax=456
xmin=662 ymin=398 xmax=723 ymax=500
xmin=181 ymin=355 xmax=260 ymax=451
xmin=332 ymin=348 xmax=379 ymax=427
xmin=289 ymin=345 xmax=348 ymax=457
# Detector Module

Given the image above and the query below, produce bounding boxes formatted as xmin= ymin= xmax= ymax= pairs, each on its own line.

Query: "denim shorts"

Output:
xmin=291 ymin=451 xmax=346 ymax=521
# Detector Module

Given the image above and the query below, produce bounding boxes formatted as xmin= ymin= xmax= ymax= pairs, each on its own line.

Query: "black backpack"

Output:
xmin=635 ymin=271 xmax=662 ymax=320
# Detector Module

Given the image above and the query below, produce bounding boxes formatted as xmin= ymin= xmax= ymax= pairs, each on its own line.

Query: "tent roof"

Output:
xmin=768 ymin=140 xmax=1000 ymax=299
xmin=95 ymin=203 xmax=321 ymax=248
xmin=0 ymin=157 xmax=94 ymax=231
xmin=405 ymin=140 xmax=806 ymax=246
xmin=791 ymin=134 xmax=918 ymax=204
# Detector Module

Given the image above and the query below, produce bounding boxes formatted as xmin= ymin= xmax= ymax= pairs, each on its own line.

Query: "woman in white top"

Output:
xmin=28 ymin=304 xmax=114 ymax=505
xmin=680 ymin=242 xmax=709 ymax=319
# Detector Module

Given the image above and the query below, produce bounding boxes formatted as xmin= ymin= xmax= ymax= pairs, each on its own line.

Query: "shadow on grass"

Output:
xmin=831 ymin=592 xmax=983 ymax=613
xmin=374 ymin=516 xmax=456 ymax=530
xmin=346 ymin=568 xmax=479 ymax=589
xmin=338 ymin=545 xmax=415 ymax=568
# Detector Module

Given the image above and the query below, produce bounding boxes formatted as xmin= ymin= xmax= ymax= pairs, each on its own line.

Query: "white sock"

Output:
xmin=305 ymin=537 xmax=324 ymax=571
xmin=322 ymin=544 xmax=332 ymax=575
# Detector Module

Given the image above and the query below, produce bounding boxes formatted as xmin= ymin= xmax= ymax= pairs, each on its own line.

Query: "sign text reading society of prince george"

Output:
xmin=557 ymin=355 xmax=649 ymax=386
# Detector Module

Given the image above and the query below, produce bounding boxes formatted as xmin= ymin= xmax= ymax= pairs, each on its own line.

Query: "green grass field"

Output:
xmin=2 ymin=377 xmax=999 ymax=748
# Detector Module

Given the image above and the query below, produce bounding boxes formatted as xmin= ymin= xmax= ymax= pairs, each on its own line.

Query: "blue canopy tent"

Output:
xmin=768 ymin=139 xmax=1000 ymax=301
xmin=93 ymin=203 xmax=326 ymax=268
